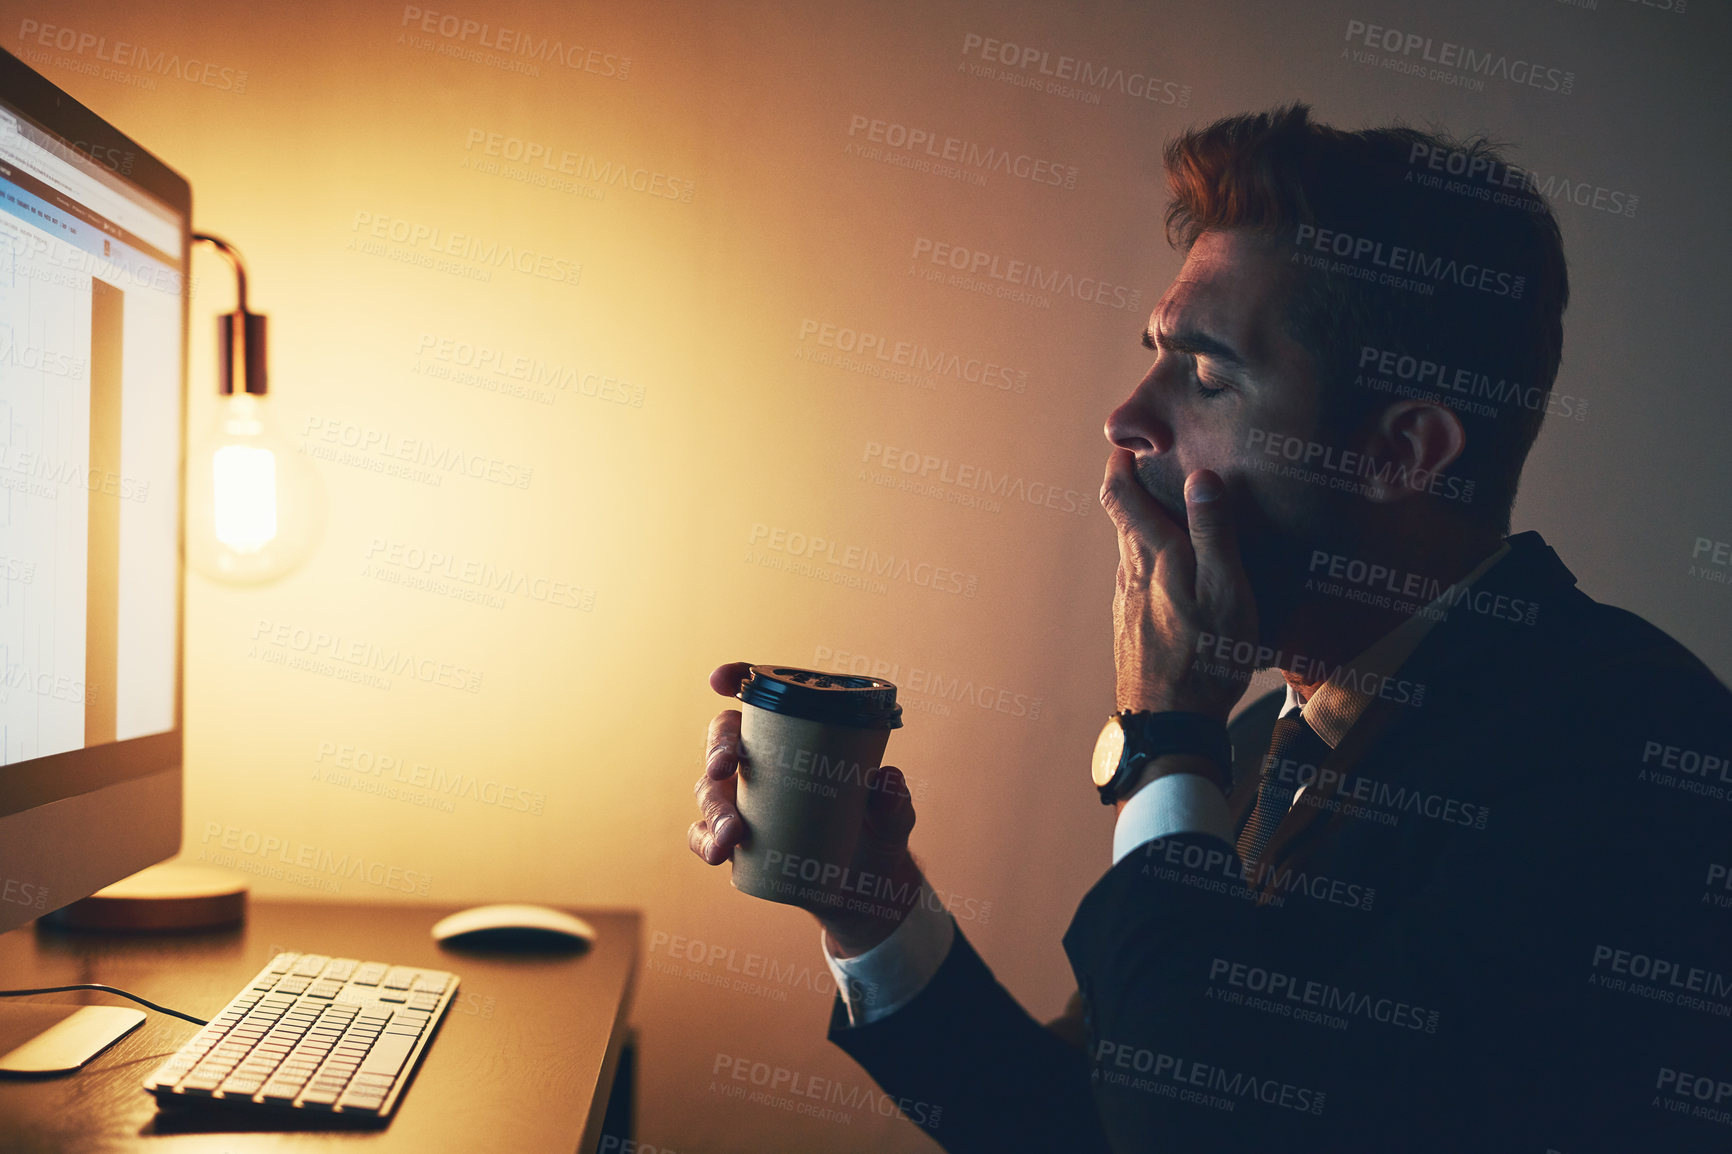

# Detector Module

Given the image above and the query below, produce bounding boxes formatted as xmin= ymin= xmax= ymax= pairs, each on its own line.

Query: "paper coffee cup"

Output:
xmin=730 ymin=666 xmax=902 ymax=910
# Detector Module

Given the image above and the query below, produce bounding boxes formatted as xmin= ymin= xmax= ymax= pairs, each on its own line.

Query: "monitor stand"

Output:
xmin=0 ymin=863 xmax=242 ymax=1075
xmin=0 ymin=1004 xmax=144 ymax=1074
xmin=43 ymin=863 xmax=247 ymax=932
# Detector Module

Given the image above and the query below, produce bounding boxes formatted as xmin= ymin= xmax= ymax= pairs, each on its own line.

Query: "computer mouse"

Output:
xmin=430 ymin=904 xmax=597 ymax=951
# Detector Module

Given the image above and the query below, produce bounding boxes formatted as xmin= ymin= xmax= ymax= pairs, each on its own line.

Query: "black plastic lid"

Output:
xmin=737 ymin=665 xmax=903 ymax=729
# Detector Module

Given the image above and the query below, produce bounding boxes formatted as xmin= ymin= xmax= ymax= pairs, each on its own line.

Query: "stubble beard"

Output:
xmin=1132 ymin=456 xmax=1355 ymax=662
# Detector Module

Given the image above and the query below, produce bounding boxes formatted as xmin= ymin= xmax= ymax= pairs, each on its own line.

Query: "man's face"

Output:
xmin=1104 ymin=228 xmax=1357 ymax=647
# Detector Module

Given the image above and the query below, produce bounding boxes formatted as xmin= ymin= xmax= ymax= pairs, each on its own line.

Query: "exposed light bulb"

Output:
xmin=187 ymin=393 xmax=320 ymax=584
xmin=211 ymin=444 xmax=278 ymax=553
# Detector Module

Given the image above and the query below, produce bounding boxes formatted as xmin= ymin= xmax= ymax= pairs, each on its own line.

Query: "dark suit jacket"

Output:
xmin=829 ymin=532 xmax=1732 ymax=1152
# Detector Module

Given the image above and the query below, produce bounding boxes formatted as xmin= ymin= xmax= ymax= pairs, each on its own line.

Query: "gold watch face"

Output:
xmin=1091 ymin=718 xmax=1125 ymax=788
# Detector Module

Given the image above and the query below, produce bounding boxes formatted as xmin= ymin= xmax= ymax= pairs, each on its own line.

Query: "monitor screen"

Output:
xmin=0 ymin=46 xmax=187 ymax=937
xmin=0 ymin=95 xmax=183 ymax=764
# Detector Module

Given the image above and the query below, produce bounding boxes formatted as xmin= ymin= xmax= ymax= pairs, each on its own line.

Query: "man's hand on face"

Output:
xmin=1100 ymin=448 xmax=1259 ymax=724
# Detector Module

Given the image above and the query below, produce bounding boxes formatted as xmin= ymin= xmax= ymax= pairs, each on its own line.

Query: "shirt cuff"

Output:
xmin=1112 ymin=772 xmax=1234 ymax=865
xmin=821 ymin=881 xmax=956 ymax=1027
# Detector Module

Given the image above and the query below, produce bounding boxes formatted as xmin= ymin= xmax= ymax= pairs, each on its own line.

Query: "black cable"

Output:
xmin=0 ymin=985 xmax=207 ymax=1026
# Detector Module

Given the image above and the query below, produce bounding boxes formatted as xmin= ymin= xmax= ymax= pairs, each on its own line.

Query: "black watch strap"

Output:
xmin=1100 ymin=710 xmax=1233 ymax=805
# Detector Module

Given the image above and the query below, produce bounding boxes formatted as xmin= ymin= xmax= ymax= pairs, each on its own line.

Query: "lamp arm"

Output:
xmin=191 ymin=231 xmax=266 ymax=396
xmin=191 ymin=231 xmax=248 ymax=312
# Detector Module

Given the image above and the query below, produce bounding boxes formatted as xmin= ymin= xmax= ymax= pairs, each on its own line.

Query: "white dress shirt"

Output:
xmin=825 ymin=541 xmax=1512 ymax=1026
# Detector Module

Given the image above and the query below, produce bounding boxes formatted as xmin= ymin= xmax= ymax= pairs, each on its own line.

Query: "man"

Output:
xmin=689 ymin=105 xmax=1731 ymax=1151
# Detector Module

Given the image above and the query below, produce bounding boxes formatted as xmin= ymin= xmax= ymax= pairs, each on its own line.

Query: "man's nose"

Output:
xmin=1105 ymin=374 xmax=1174 ymax=455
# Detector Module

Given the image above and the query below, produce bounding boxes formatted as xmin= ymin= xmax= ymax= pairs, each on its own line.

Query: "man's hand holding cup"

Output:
xmin=689 ymin=661 xmax=923 ymax=958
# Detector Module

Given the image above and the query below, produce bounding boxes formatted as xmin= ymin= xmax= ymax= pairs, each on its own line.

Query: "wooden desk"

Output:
xmin=0 ymin=900 xmax=640 ymax=1153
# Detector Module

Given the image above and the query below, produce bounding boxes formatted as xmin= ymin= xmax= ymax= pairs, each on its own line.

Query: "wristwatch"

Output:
xmin=1091 ymin=711 xmax=1233 ymax=805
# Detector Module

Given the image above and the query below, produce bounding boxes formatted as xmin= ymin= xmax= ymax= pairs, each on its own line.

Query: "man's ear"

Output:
xmin=1357 ymin=400 xmax=1467 ymax=504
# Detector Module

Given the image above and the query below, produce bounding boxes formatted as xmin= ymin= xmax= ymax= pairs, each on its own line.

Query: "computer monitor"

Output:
xmin=0 ymin=45 xmax=188 ymax=941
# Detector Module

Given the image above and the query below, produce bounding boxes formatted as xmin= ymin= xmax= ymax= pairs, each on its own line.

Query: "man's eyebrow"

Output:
xmin=1142 ymin=324 xmax=1246 ymax=367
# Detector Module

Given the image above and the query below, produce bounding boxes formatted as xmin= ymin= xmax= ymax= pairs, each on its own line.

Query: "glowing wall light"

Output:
xmin=185 ymin=233 xmax=321 ymax=584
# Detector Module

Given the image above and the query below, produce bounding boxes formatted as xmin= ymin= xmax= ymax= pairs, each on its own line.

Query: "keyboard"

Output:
xmin=143 ymin=950 xmax=459 ymax=1121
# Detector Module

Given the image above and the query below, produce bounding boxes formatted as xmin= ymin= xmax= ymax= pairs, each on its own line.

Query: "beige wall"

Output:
xmin=9 ymin=0 xmax=1726 ymax=1149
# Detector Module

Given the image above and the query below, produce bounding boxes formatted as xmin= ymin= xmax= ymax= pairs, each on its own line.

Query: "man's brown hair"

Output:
xmin=1164 ymin=103 xmax=1570 ymax=533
